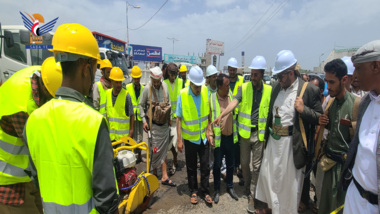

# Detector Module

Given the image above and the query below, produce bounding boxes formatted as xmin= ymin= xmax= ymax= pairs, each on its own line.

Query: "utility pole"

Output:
xmin=167 ymin=37 xmax=179 ymax=55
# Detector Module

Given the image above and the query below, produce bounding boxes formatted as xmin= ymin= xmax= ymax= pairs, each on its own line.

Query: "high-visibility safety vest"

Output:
xmin=163 ymin=78 xmax=183 ymax=119
xmin=106 ymin=88 xmax=130 ymax=141
xmin=238 ymin=82 xmax=272 ymax=141
xmin=26 ymin=98 xmax=104 ymax=214
xmin=210 ymin=92 xmax=238 ymax=147
xmin=185 ymin=79 xmax=190 ymax=87
xmin=180 ymin=86 xmax=209 ymax=141
xmin=126 ymin=83 xmax=144 ymax=121
xmin=0 ymin=66 xmax=40 ymax=185
xmin=95 ymin=81 xmax=106 ymax=116
xmin=230 ymin=75 xmax=244 ymax=114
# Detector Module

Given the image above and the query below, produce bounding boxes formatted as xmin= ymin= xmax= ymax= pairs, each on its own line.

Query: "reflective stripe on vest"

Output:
xmin=126 ymin=83 xmax=144 ymax=121
xmin=0 ymin=66 xmax=41 ymax=185
xmin=180 ymin=86 xmax=209 ymax=141
xmin=164 ymin=78 xmax=183 ymax=119
xmin=230 ymin=75 xmax=244 ymax=115
xmin=238 ymin=82 xmax=272 ymax=141
xmin=106 ymin=88 xmax=131 ymax=141
xmin=26 ymin=99 xmax=105 ymax=213
xmin=210 ymin=92 xmax=238 ymax=147
xmin=96 ymin=81 xmax=106 ymax=116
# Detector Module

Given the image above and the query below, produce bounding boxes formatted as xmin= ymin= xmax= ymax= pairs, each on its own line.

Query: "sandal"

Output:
xmin=191 ymin=193 xmax=198 ymax=204
xmin=204 ymin=194 xmax=213 ymax=204
xmin=161 ymin=178 xmax=176 ymax=187
xmin=298 ymin=201 xmax=307 ymax=213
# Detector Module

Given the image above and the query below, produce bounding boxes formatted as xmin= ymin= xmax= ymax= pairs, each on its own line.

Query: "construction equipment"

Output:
xmin=113 ymin=137 xmax=159 ymax=214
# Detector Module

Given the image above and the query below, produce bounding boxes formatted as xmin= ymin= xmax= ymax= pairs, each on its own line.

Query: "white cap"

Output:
xmin=341 ymin=56 xmax=355 ymax=76
xmin=206 ymin=65 xmax=218 ymax=77
xmin=272 ymin=50 xmax=297 ymax=75
xmin=188 ymin=66 xmax=205 ymax=86
xmin=227 ymin=57 xmax=238 ymax=68
xmin=249 ymin=56 xmax=266 ymax=70
xmin=150 ymin=66 xmax=162 ymax=80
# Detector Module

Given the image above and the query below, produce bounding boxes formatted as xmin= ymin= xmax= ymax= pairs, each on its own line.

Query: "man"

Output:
xmin=0 ymin=57 xmax=62 ymax=214
xmin=93 ymin=59 xmax=112 ymax=115
xmin=206 ymin=65 xmax=218 ymax=95
xmin=106 ymin=67 xmax=134 ymax=141
xmin=163 ymin=63 xmax=183 ymax=175
xmin=177 ymin=66 xmax=212 ymax=204
xmin=256 ymin=50 xmax=323 ymax=214
xmin=302 ymin=73 xmax=309 ymax=82
xmin=126 ymin=66 xmax=144 ymax=161
xmin=207 ymin=73 xmax=238 ymax=204
xmin=341 ymin=56 xmax=355 ymax=94
xmin=310 ymin=75 xmax=325 ymax=103
xmin=341 ymin=40 xmax=380 ymax=214
xmin=179 ymin=65 xmax=189 ymax=88
xmin=213 ymin=56 xmax=272 ymax=212
xmin=317 ymin=59 xmax=359 ymax=214
xmin=24 ymin=23 xmax=119 ymax=213
xmin=350 ymin=69 xmax=366 ymax=98
xmin=139 ymin=67 xmax=176 ymax=187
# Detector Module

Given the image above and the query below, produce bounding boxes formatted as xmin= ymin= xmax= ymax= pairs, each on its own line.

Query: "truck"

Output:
xmin=92 ymin=31 xmax=131 ymax=87
xmin=0 ymin=24 xmax=54 ymax=85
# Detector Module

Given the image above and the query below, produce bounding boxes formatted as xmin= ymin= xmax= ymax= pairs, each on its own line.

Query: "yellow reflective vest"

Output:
xmin=126 ymin=83 xmax=144 ymax=121
xmin=95 ymin=81 xmax=106 ymax=116
xmin=230 ymin=75 xmax=244 ymax=114
xmin=0 ymin=66 xmax=40 ymax=185
xmin=163 ymin=78 xmax=183 ymax=119
xmin=26 ymin=98 xmax=103 ymax=214
xmin=106 ymin=88 xmax=130 ymax=141
xmin=238 ymin=82 xmax=271 ymax=141
xmin=180 ymin=86 xmax=209 ymax=141
xmin=210 ymin=92 xmax=238 ymax=147
xmin=185 ymin=79 xmax=190 ymax=87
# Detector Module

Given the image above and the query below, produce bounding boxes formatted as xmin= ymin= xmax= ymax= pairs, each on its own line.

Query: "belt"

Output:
xmin=272 ymin=124 xmax=293 ymax=136
xmin=324 ymin=147 xmax=347 ymax=164
xmin=353 ymin=177 xmax=378 ymax=205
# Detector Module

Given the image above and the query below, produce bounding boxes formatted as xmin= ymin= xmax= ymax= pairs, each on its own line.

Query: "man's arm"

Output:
xmin=22 ymin=121 xmax=39 ymax=189
xmin=213 ymin=99 xmax=239 ymax=126
xmin=176 ymin=116 xmax=183 ymax=152
xmin=126 ymin=94 xmax=134 ymax=138
xmin=92 ymin=83 xmax=100 ymax=110
xmin=207 ymin=104 xmax=214 ymax=147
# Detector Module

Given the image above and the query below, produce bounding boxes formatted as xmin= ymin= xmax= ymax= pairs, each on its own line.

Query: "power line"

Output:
xmin=129 ymin=0 xmax=169 ymax=30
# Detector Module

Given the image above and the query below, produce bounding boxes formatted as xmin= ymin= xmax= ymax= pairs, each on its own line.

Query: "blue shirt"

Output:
xmin=176 ymin=86 xmax=207 ymax=145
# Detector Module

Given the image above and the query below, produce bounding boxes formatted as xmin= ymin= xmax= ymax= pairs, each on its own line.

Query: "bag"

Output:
xmin=320 ymin=155 xmax=337 ymax=172
xmin=147 ymin=83 xmax=171 ymax=125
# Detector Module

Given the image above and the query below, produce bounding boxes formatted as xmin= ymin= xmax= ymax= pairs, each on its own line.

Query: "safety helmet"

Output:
xmin=227 ymin=57 xmax=238 ymax=68
xmin=206 ymin=65 xmax=218 ymax=77
xmin=249 ymin=56 xmax=266 ymax=70
xmin=50 ymin=23 xmax=101 ymax=62
xmin=131 ymin=66 xmax=142 ymax=78
xmin=41 ymin=57 xmax=63 ymax=97
xmin=272 ymin=50 xmax=297 ymax=75
xmin=188 ymin=66 xmax=205 ymax=86
xmin=179 ymin=65 xmax=187 ymax=73
xmin=109 ymin=67 xmax=125 ymax=81
xmin=100 ymin=59 xmax=112 ymax=70
xmin=341 ymin=56 xmax=354 ymax=75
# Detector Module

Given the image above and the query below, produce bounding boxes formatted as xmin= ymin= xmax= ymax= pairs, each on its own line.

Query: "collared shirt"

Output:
xmin=235 ymin=81 xmax=263 ymax=126
xmin=176 ymin=85 xmax=207 ymax=145
xmin=274 ymin=78 xmax=299 ymax=126
xmin=207 ymin=85 xmax=218 ymax=96
xmin=353 ymin=91 xmax=380 ymax=194
xmin=207 ymin=92 xmax=233 ymax=137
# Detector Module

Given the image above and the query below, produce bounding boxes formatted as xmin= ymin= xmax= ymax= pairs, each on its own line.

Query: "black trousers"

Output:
xmin=213 ymin=134 xmax=235 ymax=190
xmin=184 ymin=139 xmax=210 ymax=195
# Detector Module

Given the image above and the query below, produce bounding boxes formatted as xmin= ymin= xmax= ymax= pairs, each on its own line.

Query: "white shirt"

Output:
xmin=274 ymin=78 xmax=299 ymax=126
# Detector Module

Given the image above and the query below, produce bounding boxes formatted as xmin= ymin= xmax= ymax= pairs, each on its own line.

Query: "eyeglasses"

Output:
xmin=277 ymin=70 xmax=291 ymax=80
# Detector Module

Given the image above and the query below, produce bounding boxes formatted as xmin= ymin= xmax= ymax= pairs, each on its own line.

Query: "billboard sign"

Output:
xmin=164 ymin=54 xmax=199 ymax=64
xmin=93 ymin=31 xmax=126 ymax=53
xmin=206 ymin=39 xmax=224 ymax=55
xmin=130 ymin=44 xmax=162 ymax=62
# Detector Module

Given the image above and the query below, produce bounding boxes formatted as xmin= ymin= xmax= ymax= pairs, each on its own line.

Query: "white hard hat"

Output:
xmin=249 ymin=56 xmax=266 ymax=70
xmin=227 ymin=57 xmax=238 ymax=68
xmin=188 ymin=66 xmax=205 ymax=86
xmin=206 ymin=65 xmax=218 ymax=77
xmin=272 ymin=50 xmax=297 ymax=75
xmin=341 ymin=56 xmax=354 ymax=76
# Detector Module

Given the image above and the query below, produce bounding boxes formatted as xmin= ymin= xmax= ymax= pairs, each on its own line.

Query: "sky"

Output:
xmin=1 ymin=0 xmax=380 ymax=71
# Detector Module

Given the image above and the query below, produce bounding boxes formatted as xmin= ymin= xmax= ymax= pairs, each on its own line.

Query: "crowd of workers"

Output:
xmin=0 ymin=22 xmax=379 ymax=214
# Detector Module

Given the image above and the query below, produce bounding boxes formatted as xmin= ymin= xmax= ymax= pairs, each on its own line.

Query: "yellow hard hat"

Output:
xmin=179 ymin=65 xmax=187 ymax=72
xmin=50 ymin=23 xmax=101 ymax=61
xmin=131 ymin=66 xmax=142 ymax=78
xmin=41 ymin=57 xmax=63 ymax=97
xmin=109 ymin=67 xmax=125 ymax=81
xmin=100 ymin=59 xmax=112 ymax=69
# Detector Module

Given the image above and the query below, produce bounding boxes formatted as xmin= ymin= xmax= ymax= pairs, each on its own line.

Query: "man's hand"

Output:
xmin=143 ymin=122 xmax=149 ymax=133
xmin=294 ymin=97 xmax=305 ymax=114
xmin=212 ymin=115 xmax=222 ymax=127
xmin=319 ymin=114 xmax=329 ymax=126
xmin=177 ymin=139 xmax=184 ymax=153
xmin=209 ymin=136 xmax=215 ymax=147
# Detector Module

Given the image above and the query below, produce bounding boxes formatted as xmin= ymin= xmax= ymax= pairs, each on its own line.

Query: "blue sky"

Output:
xmin=1 ymin=0 xmax=380 ymax=70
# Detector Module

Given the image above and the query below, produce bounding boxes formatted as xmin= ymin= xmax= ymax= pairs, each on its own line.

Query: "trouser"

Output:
xmin=0 ymin=182 xmax=43 ymax=214
xmin=213 ymin=134 xmax=235 ymax=190
xmin=234 ymin=136 xmax=240 ymax=168
xmin=184 ymin=139 xmax=210 ymax=195
xmin=133 ymin=119 xmax=143 ymax=153
xmin=240 ymin=130 xmax=264 ymax=199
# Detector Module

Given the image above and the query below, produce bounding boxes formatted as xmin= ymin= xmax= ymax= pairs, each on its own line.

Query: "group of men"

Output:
xmin=0 ymin=20 xmax=379 ymax=214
